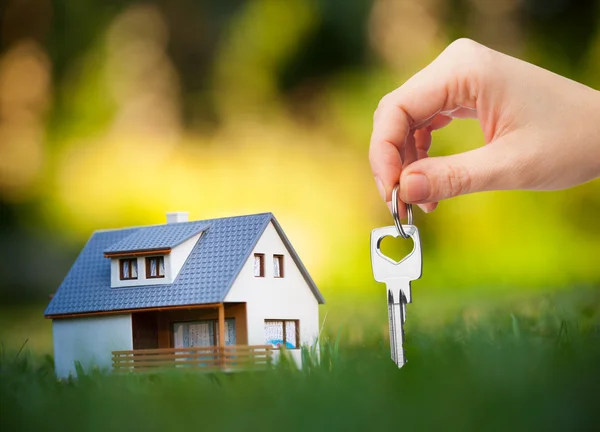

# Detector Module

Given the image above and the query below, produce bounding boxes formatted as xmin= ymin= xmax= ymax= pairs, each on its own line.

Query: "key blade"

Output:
xmin=388 ymin=288 xmax=406 ymax=366
xmin=388 ymin=284 xmax=408 ymax=367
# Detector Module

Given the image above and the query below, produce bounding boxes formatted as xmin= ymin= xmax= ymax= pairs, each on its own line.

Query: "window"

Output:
xmin=173 ymin=319 xmax=236 ymax=348
xmin=254 ymin=253 xmax=264 ymax=277
xmin=264 ymin=320 xmax=299 ymax=349
xmin=119 ymin=258 xmax=138 ymax=280
xmin=146 ymin=256 xmax=165 ymax=278
xmin=273 ymin=254 xmax=284 ymax=278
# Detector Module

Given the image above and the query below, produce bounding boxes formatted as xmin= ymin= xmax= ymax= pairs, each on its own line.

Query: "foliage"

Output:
xmin=1 ymin=289 xmax=599 ymax=432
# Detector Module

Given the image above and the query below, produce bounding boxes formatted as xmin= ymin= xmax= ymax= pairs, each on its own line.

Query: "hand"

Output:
xmin=369 ymin=38 xmax=600 ymax=214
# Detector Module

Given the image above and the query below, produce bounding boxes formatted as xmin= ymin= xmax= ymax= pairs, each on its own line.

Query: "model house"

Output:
xmin=45 ymin=212 xmax=324 ymax=378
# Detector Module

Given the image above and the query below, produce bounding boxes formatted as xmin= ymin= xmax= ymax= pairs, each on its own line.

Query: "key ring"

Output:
xmin=391 ymin=184 xmax=413 ymax=239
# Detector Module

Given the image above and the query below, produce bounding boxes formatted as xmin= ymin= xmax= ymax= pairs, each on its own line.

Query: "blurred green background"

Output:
xmin=0 ymin=0 xmax=599 ymax=353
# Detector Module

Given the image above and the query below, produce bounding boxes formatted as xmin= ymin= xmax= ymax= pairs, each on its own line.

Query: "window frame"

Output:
xmin=264 ymin=319 xmax=300 ymax=350
xmin=254 ymin=253 xmax=265 ymax=277
xmin=273 ymin=254 xmax=284 ymax=278
xmin=145 ymin=255 xmax=166 ymax=279
xmin=119 ymin=258 xmax=138 ymax=280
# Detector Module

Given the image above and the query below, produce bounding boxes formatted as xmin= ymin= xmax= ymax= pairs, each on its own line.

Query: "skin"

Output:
xmin=369 ymin=39 xmax=600 ymax=215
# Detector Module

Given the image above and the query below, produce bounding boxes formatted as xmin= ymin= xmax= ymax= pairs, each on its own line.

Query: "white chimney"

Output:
xmin=166 ymin=212 xmax=189 ymax=224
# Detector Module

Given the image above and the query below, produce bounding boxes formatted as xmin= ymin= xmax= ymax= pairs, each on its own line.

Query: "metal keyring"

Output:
xmin=391 ymin=183 xmax=413 ymax=239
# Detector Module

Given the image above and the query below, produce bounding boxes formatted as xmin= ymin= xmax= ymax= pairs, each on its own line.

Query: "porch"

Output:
xmin=113 ymin=302 xmax=273 ymax=372
xmin=112 ymin=345 xmax=273 ymax=372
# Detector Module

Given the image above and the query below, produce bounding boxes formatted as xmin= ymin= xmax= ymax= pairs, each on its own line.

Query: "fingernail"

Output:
xmin=418 ymin=202 xmax=438 ymax=213
xmin=375 ymin=176 xmax=386 ymax=201
xmin=404 ymin=173 xmax=430 ymax=203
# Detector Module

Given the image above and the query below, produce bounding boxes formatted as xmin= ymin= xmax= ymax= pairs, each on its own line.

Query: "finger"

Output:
xmin=399 ymin=132 xmax=418 ymax=218
xmin=420 ymin=115 xmax=451 ymax=212
xmin=369 ymin=107 xmax=409 ymax=200
xmin=403 ymin=131 xmax=417 ymax=167
xmin=413 ymin=128 xmax=438 ymax=213
xmin=370 ymin=39 xmax=487 ymax=201
xmin=414 ymin=130 xmax=438 ymax=213
xmin=440 ymin=105 xmax=479 ymax=119
xmin=427 ymin=114 xmax=453 ymax=131
xmin=412 ymin=113 xmax=453 ymax=134
xmin=414 ymin=127 xmax=432 ymax=158
xmin=399 ymin=134 xmax=518 ymax=203
xmin=381 ymin=132 xmax=416 ymax=218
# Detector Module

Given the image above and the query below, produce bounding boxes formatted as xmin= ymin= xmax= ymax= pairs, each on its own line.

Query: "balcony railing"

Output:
xmin=112 ymin=345 xmax=274 ymax=372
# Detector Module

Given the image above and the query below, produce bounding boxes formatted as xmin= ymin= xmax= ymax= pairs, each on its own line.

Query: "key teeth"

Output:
xmin=403 ymin=281 xmax=412 ymax=304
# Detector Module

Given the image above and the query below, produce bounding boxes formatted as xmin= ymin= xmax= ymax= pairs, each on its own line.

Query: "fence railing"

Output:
xmin=112 ymin=345 xmax=274 ymax=372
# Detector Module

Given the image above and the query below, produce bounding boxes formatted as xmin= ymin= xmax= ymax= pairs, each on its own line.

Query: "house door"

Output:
xmin=173 ymin=319 xmax=236 ymax=348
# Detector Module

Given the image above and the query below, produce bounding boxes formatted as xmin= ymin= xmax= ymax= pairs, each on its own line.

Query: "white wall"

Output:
xmin=52 ymin=314 xmax=132 ymax=379
xmin=110 ymin=232 xmax=202 ymax=288
xmin=224 ymin=222 xmax=320 ymax=367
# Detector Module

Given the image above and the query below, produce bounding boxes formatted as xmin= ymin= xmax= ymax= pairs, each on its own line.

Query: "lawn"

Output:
xmin=1 ymin=288 xmax=599 ymax=432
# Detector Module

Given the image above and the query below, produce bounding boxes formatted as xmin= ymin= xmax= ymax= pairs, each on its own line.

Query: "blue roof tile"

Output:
xmin=45 ymin=213 xmax=324 ymax=316
xmin=104 ymin=222 xmax=209 ymax=254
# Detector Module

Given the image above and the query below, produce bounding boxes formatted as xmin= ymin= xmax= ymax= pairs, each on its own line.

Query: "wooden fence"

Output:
xmin=112 ymin=345 xmax=274 ymax=372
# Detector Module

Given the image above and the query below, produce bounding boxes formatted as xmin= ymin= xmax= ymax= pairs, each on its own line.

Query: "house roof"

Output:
xmin=44 ymin=213 xmax=324 ymax=317
xmin=104 ymin=222 xmax=210 ymax=255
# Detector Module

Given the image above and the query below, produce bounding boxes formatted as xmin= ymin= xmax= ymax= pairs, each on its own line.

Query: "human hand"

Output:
xmin=369 ymin=39 xmax=600 ymax=214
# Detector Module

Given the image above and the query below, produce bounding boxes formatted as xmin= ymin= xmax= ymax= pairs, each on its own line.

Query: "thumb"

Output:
xmin=399 ymin=142 xmax=515 ymax=203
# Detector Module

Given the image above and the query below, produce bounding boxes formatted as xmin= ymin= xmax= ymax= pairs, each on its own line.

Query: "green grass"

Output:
xmin=1 ymin=289 xmax=599 ymax=432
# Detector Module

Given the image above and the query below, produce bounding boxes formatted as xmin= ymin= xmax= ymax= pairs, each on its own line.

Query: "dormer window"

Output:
xmin=146 ymin=256 xmax=165 ymax=279
xmin=104 ymin=219 xmax=206 ymax=288
xmin=119 ymin=258 xmax=138 ymax=280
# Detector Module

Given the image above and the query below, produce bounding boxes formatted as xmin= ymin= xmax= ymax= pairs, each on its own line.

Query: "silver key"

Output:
xmin=371 ymin=224 xmax=422 ymax=367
